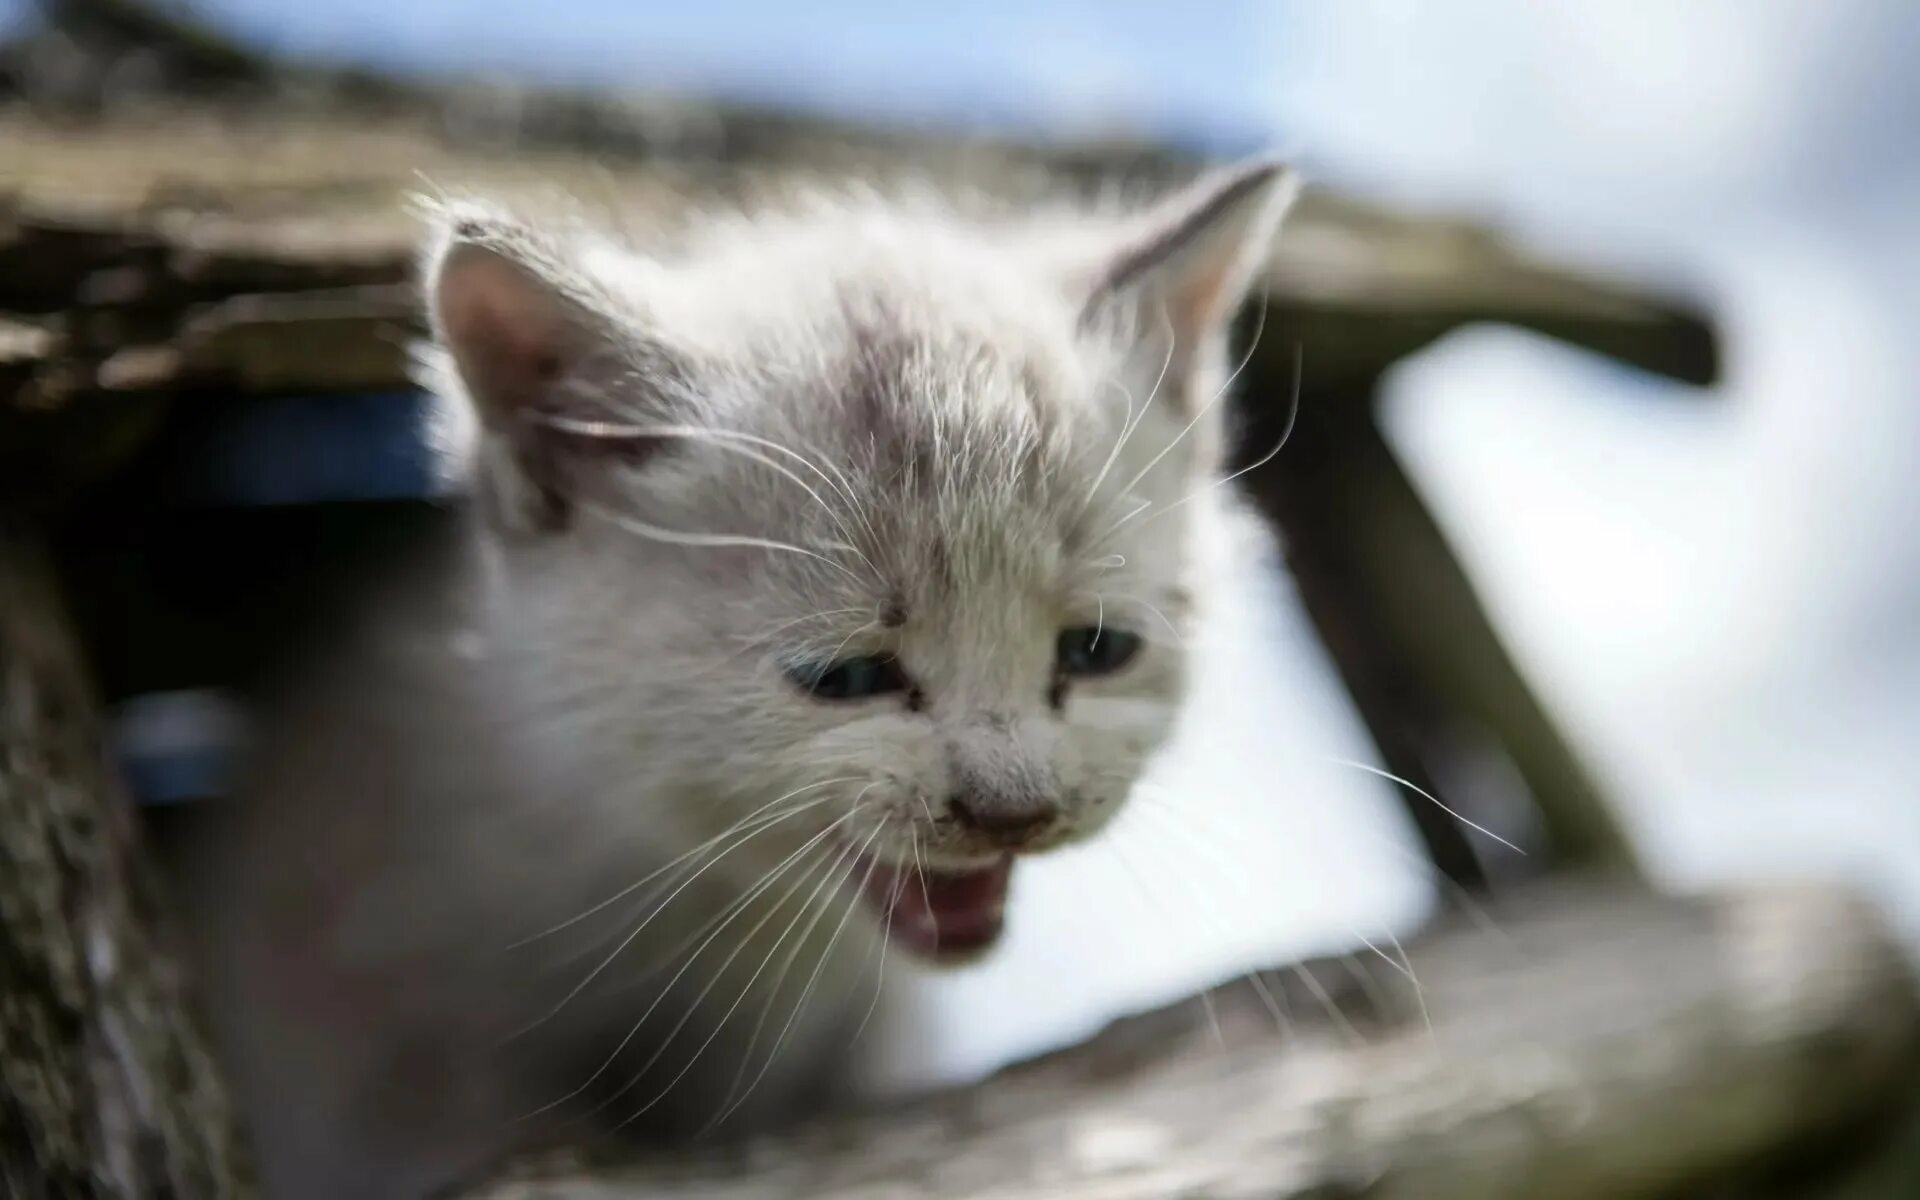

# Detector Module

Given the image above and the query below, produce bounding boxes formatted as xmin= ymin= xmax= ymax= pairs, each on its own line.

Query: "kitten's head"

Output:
xmin=421 ymin=159 xmax=1296 ymax=963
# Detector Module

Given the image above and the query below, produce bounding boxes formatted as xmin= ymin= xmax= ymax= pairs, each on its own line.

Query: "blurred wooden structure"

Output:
xmin=2 ymin=4 xmax=1915 ymax=1199
xmin=0 ymin=46 xmax=1719 ymax=889
xmin=464 ymin=882 xmax=1920 ymax=1200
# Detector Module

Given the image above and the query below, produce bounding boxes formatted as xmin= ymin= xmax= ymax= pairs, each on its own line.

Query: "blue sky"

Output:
xmin=4 ymin=0 xmax=1286 ymax=152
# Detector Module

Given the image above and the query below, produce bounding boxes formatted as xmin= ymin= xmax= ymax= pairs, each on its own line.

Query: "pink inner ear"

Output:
xmin=435 ymin=244 xmax=578 ymax=426
xmin=1082 ymin=161 xmax=1293 ymax=351
xmin=1165 ymin=256 xmax=1242 ymax=347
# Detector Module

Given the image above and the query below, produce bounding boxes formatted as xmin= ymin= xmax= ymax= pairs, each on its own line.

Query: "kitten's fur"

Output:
xmin=182 ymin=158 xmax=1297 ymax=1200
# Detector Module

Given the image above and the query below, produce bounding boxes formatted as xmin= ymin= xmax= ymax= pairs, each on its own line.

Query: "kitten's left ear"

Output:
xmin=1078 ymin=158 xmax=1299 ymax=372
xmin=421 ymin=202 xmax=684 ymax=533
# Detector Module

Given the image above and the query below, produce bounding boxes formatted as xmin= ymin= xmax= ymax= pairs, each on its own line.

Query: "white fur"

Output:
xmin=185 ymin=161 xmax=1296 ymax=1200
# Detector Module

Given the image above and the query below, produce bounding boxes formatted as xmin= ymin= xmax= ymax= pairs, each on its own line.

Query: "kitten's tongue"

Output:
xmin=860 ymin=855 xmax=1013 ymax=959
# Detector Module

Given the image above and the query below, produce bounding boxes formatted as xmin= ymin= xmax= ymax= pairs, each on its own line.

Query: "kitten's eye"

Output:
xmin=786 ymin=654 xmax=908 ymax=701
xmin=1056 ymin=627 xmax=1142 ymax=677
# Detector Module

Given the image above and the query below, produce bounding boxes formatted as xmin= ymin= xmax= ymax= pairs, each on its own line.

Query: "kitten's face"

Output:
xmin=425 ymin=162 xmax=1294 ymax=962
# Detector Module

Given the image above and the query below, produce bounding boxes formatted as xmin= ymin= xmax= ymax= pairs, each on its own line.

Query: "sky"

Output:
xmin=6 ymin=0 xmax=1282 ymax=153
xmin=1269 ymin=0 xmax=1920 ymax=950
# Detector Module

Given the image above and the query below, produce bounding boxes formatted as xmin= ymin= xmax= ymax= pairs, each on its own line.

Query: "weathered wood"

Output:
xmin=1234 ymin=357 xmax=1644 ymax=883
xmin=0 ymin=97 xmax=1717 ymax=376
xmin=450 ymin=883 xmax=1919 ymax=1200
xmin=0 ymin=530 xmax=254 ymax=1198
xmin=0 ymin=89 xmax=1717 ymax=513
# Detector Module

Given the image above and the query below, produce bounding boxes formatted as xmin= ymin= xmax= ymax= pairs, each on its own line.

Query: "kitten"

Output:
xmin=180 ymin=156 xmax=1297 ymax=1200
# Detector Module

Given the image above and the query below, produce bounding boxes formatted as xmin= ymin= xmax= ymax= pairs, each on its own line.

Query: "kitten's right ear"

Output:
xmin=1070 ymin=158 xmax=1298 ymax=393
xmin=423 ymin=206 xmax=671 ymax=532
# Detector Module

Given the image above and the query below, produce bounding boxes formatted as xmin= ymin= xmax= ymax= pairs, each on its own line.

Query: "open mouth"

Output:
xmin=855 ymin=853 xmax=1014 ymax=961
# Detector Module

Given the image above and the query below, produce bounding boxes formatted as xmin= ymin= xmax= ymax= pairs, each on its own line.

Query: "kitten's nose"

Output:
xmin=948 ymin=791 xmax=1057 ymax=848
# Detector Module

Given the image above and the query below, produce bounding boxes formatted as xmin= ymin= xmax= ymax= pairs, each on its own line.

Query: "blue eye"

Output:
xmin=1056 ymin=627 xmax=1142 ymax=677
xmin=787 ymin=654 xmax=909 ymax=701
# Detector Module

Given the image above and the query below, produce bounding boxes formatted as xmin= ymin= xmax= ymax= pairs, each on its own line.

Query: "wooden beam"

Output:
xmin=456 ymin=882 xmax=1919 ymax=1200
xmin=0 ymin=91 xmax=1717 ymax=511
xmin=0 ymin=529 xmax=256 ymax=1196
xmin=1234 ymin=343 xmax=1645 ymax=881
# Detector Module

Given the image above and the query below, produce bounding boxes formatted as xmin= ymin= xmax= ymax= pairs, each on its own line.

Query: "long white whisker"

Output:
xmin=533 ymin=415 xmax=876 ymax=573
xmin=1118 ymin=799 xmax=1300 ymax=1041
xmin=1081 ymin=388 xmax=1137 ymax=511
xmin=586 ymin=788 xmax=876 ymax=1003
xmin=737 ymin=607 xmax=871 ymax=650
xmin=1081 ymin=310 xmax=1177 ymax=513
xmin=1325 ymin=757 xmax=1525 ymax=856
xmin=907 ymin=825 xmax=933 ymax=936
xmin=519 ymin=811 xmax=861 ymax=1121
xmin=525 ymin=796 xmax=843 ymax=977
xmin=702 ymin=812 xmax=879 ymax=1131
xmin=1131 ymin=786 xmax=1421 ymax=1037
xmin=1104 ymin=837 xmax=1226 ymax=1049
xmin=710 ymin=817 xmax=888 ymax=1124
xmin=510 ymin=796 xmax=848 ymax=1038
xmin=1095 ymin=593 xmax=1186 ymax=646
xmin=814 ymin=619 xmax=882 ymax=675
xmin=507 ymin=779 xmax=857 ymax=951
xmin=1106 ymin=291 xmax=1269 ymax=517
xmin=1352 ymin=928 xmax=1431 ymax=1036
xmin=581 ymin=500 xmax=866 ymax=585
xmin=1125 ymin=341 xmax=1304 ymax=534
xmin=838 ymin=843 xmax=901 ymax=1067
xmin=607 ymin=828 xmax=871 ymax=1124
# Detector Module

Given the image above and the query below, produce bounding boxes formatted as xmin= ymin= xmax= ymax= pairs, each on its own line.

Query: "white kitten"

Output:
xmin=182 ymin=157 xmax=1297 ymax=1200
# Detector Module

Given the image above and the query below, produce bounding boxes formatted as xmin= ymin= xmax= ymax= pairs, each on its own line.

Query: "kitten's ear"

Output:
xmin=423 ymin=206 xmax=672 ymax=532
xmin=1078 ymin=158 xmax=1299 ymax=379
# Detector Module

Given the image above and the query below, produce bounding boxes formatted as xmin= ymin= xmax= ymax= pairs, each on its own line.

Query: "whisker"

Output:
xmin=1324 ymin=757 xmax=1525 ymax=856
xmin=1094 ymin=593 xmax=1186 ymax=646
xmin=1284 ymin=958 xmax=1356 ymax=1043
xmin=815 ymin=618 xmax=883 ymax=675
xmin=506 ymin=779 xmax=857 ymax=951
xmin=701 ymin=821 xmax=878 ymax=1131
xmin=1103 ymin=837 xmax=1226 ymax=1050
xmin=513 ymin=810 xmax=859 ymax=1114
xmin=1118 ymin=799 xmax=1299 ymax=1041
xmin=1080 ymin=386 xmax=1137 ymax=511
xmin=604 ymin=827 xmax=873 ymax=1125
xmin=910 ymin=789 xmax=939 ymax=829
xmin=1122 ymin=341 xmax=1304 ymax=535
xmin=1080 ymin=309 xmax=1177 ymax=514
xmin=707 ymin=817 xmax=889 ymax=1126
xmin=1352 ymin=928 xmax=1431 ymax=1037
xmin=735 ymin=607 xmax=871 ymax=651
xmin=581 ymin=499 xmax=867 ymax=585
xmin=531 ymin=415 xmax=878 ymax=577
xmin=584 ymin=787 xmax=877 ymax=1003
xmin=908 ymin=825 xmax=934 ymax=937
xmin=1104 ymin=290 xmax=1269 ymax=521
xmin=842 ymin=846 xmax=902 ymax=1054
xmin=1130 ymin=786 xmax=1417 ymax=1039
xmin=527 ymin=820 xmax=813 ymax=979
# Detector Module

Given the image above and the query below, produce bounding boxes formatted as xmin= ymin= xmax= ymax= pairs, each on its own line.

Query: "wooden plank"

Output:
xmin=0 ymin=529 xmax=256 ymax=1198
xmin=1234 ymin=354 xmax=1643 ymax=882
xmin=457 ymin=883 xmax=1919 ymax=1200
xmin=0 ymin=98 xmax=1717 ymax=409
